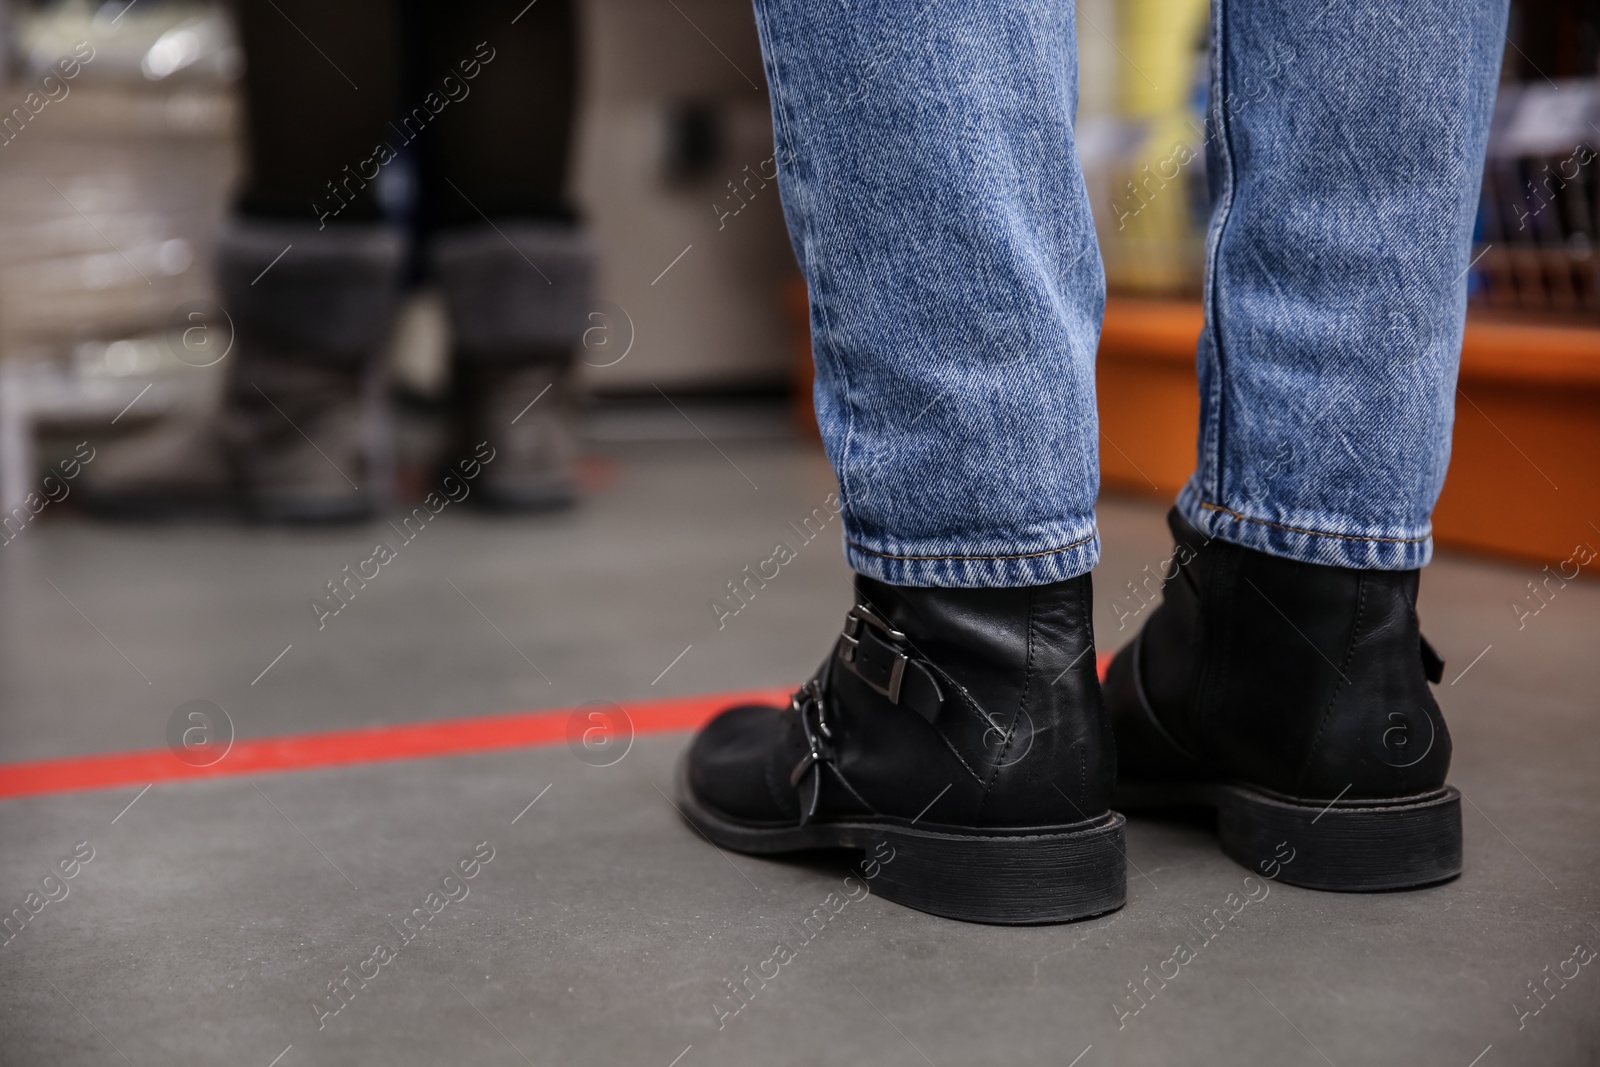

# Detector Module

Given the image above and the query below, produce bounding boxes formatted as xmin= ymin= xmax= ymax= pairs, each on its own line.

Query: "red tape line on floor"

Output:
xmin=0 ymin=655 xmax=1113 ymax=800
xmin=0 ymin=689 xmax=790 ymax=800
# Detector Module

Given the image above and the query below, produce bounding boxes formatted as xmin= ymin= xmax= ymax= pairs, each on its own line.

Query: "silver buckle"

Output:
xmin=843 ymin=603 xmax=905 ymax=642
xmin=837 ymin=604 xmax=908 ymax=703
xmin=789 ymin=681 xmax=833 ymax=788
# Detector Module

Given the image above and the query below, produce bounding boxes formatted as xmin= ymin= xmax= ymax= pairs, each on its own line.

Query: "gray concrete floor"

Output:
xmin=1 ymin=434 xmax=1597 ymax=1066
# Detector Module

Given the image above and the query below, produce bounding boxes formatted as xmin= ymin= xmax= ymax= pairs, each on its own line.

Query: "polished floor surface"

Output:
xmin=1 ymin=433 xmax=1597 ymax=1066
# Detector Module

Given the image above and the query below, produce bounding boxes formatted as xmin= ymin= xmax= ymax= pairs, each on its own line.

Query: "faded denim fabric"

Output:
xmin=1179 ymin=0 xmax=1508 ymax=570
xmin=752 ymin=0 xmax=1507 ymax=586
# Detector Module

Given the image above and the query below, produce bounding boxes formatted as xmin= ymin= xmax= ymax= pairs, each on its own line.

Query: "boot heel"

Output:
xmin=1216 ymin=785 xmax=1462 ymax=891
xmin=857 ymin=813 xmax=1127 ymax=925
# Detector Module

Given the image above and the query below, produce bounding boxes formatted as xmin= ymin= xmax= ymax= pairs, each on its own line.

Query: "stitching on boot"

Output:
xmin=763 ymin=738 xmax=794 ymax=817
xmin=976 ymin=587 xmax=1035 ymax=820
xmin=1079 ymin=583 xmax=1093 ymax=810
xmin=1079 ymin=745 xmax=1087 ymax=811
xmin=930 ymin=685 xmax=995 ymax=790
xmin=917 ymin=655 xmax=1022 ymax=783
xmin=1193 ymin=545 xmax=1232 ymax=764
xmin=846 ymin=586 xmax=990 ymax=788
xmin=1297 ymin=575 xmax=1365 ymax=795
xmin=824 ymin=763 xmax=878 ymax=814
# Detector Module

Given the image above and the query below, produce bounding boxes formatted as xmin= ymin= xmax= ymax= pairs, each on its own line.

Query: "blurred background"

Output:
xmin=0 ymin=0 xmax=1594 ymax=558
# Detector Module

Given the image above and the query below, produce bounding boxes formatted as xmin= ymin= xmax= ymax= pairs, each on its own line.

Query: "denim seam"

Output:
xmin=791 ymin=62 xmax=859 ymax=523
xmin=847 ymin=531 xmax=1096 ymax=563
xmin=1198 ymin=501 xmax=1429 ymax=545
xmin=755 ymin=6 xmax=863 ymax=522
xmin=1199 ymin=0 xmax=1239 ymax=504
xmin=811 ymin=275 xmax=858 ymax=520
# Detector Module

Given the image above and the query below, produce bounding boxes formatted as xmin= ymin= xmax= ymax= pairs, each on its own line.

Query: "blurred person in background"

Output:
xmin=83 ymin=0 xmax=588 ymax=519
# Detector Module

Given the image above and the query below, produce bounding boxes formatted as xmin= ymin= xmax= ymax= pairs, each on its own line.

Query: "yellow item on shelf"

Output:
xmin=1095 ymin=0 xmax=1210 ymax=294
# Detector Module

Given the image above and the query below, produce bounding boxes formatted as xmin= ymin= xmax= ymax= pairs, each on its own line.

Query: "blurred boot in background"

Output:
xmin=82 ymin=220 xmax=404 ymax=519
xmin=433 ymin=224 xmax=592 ymax=510
xmin=421 ymin=0 xmax=587 ymax=510
xmin=216 ymin=220 xmax=404 ymax=520
xmin=83 ymin=0 xmax=585 ymax=520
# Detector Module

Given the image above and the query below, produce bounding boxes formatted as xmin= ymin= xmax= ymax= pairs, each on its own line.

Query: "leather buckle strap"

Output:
xmin=1419 ymin=634 xmax=1445 ymax=685
xmin=787 ymin=680 xmax=833 ymax=825
xmin=836 ymin=604 xmax=944 ymax=723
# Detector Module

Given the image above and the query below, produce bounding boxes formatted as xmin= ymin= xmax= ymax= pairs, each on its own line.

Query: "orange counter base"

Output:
xmin=1097 ymin=298 xmax=1600 ymax=566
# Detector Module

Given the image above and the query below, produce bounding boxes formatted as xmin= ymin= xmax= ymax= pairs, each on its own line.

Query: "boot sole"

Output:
xmin=675 ymin=760 xmax=1127 ymax=925
xmin=1114 ymin=780 xmax=1462 ymax=891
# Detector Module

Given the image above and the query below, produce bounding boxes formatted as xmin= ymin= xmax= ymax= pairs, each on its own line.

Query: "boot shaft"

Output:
xmin=218 ymin=219 xmax=406 ymax=367
xmin=430 ymin=222 xmax=594 ymax=362
xmin=1138 ymin=510 xmax=1451 ymax=798
xmin=825 ymin=574 xmax=1114 ymax=826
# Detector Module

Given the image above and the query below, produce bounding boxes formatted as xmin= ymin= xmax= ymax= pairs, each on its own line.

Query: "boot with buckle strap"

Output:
xmin=677 ymin=573 xmax=1126 ymax=925
xmin=1103 ymin=508 xmax=1462 ymax=891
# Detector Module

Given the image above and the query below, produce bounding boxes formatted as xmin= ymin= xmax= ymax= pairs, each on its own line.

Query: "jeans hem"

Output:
xmin=845 ymin=529 xmax=1100 ymax=588
xmin=1176 ymin=481 xmax=1433 ymax=571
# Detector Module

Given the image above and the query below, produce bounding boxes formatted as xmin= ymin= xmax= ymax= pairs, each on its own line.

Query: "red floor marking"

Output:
xmin=0 ymin=654 xmax=1113 ymax=800
xmin=0 ymin=689 xmax=790 ymax=800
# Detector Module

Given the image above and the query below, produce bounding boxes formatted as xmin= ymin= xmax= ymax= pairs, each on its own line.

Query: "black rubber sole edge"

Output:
xmin=675 ymin=761 xmax=1127 ymax=925
xmin=1114 ymin=780 xmax=1462 ymax=892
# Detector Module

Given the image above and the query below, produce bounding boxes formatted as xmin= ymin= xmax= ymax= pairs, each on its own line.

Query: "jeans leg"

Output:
xmin=1178 ymin=0 xmax=1508 ymax=570
xmin=752 ymin=0 xmax=1103 ymax=587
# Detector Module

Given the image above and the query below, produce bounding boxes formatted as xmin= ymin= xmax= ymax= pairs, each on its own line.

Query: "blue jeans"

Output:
xmin=752 ymin=0 xmax=1507 ymax=586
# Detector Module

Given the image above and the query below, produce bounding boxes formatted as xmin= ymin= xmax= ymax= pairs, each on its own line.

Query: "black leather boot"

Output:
xmin=1104 ymin=509 xmax=1461 ymax=891
xmin=678 ymin=574 xmax=1126 ymax=925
